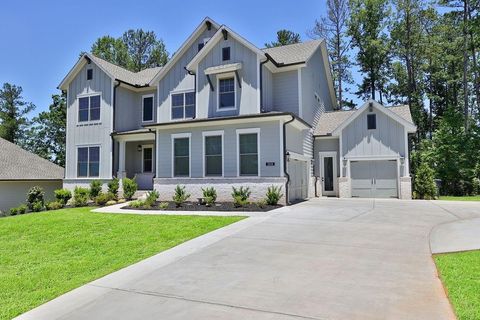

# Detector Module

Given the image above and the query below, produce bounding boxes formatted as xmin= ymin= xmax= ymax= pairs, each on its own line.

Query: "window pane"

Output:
xmin=240 ymin=154 xmax=258 ymax=175
xmin=172 ymin=94 xmax=184 ymax=107
xmin=79 ymin=97 xmax=89 ymax=122
xmin=239 ymin=134 xmax=257 ymax=154
xmin=367 ymin=114 xmax=376 ymax=129
xmin=219 ymin=78 xmax=234 ymax=93
xmin=78 ymin=147 xmax=89 ymax=162
xmin=87 ymin=69 xmax=93 ymax=80
xmin=185 ymin=92 xmax=195 ymax=106
xmin=172 ymin=107 xmax=184 ymax=119
xmin=185 ymin=105 xmax=195 ymax=118
xmin=90 ymin=107 xmax=100 ymax=121
xmin=143 ymin=97 xmax=153 ymax=121
xmin=219 ymin=92 xmax=235 ymax=108
xmin=90 ymin=95 xmax=101 ymax=121
xmin=89 ymin=147 xmax=100 ymax=162
xmin=78 ymin=163 xmax=88 ymax=177
xmin=174 ymin=138 xmax=189 ymax=157
xmin=174 ymin=157 xmax=189 ymax=176
xmin=222 ymin=47 xmax=231 ymax=61
xmin=79 ymin=109 xmax=89 ymax=122
xmin=143 ymin=147 xmax=152 ymax=160
xmin=143 ymin=148 xmax=153 ymax=172
xmin=89 ymin=163 xmax=99 ymax=177
xmin=77 ymin=147 xmax=88 ymax=177
xmin=205 ymin=136 xmax=222 ymax=155
xmin=144 ymin=159 xmax=152 ymax=172
xmin=206 ymin=155 xmax=222 ymax=176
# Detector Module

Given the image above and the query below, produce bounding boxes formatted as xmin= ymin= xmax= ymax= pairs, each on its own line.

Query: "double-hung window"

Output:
xmin=173 ymin=134 xmax=190 ymax=177
xmin=204 ymin=132 xmax=223 ymax=176
xmin=143 ymin=146 xmax=153 ymax=173
xmin=77 ymin=146 xmax=100 ymax=177
xmin=171 ymin=92 xmax=195 ymax=120
xmin=78 ymin=95 xmax=100 ymax=122
xmin=142 ymin=95 xmax=154 ymax=122
xmin=238 ymin=129 xmax=259 ymax=176
xmin=218 ymin=77 xmax=235 ymax=109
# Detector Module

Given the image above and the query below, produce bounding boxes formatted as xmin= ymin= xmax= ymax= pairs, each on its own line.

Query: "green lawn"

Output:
xmin=438 ymin=196 xmax=480 ymax=201
xmin=434 ymin=250 xmax=480 ymax=320
xmin=0 ymin=207 xmax=243 ymax=319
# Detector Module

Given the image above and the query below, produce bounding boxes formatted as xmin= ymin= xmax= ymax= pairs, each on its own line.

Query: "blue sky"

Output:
xmin=0 ymin=0 xmax=332 ymax=117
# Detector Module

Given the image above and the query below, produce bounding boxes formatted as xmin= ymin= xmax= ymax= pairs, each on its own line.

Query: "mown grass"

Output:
xmin=0 ymin=207 xmax=243 ymax=319
xmin=434 ymin=250 xmax=480 ymax=320
xmin=438 ymin=196 xmax=480 ymax=201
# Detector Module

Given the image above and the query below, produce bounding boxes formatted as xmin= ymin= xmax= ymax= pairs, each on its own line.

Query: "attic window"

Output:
xmin=367 ymin=114 xmax=376 ymax=130
xmin=198 ymin=43 xmax=204 ymax=52
xmin=87 ymin=69 xmax=93 ymax=80
xmin=222 ymin=47 xmax=230 ymax=61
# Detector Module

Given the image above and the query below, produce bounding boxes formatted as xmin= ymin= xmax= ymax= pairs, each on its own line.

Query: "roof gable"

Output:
xmin=262 ymin=40 xmax=322 ymax=66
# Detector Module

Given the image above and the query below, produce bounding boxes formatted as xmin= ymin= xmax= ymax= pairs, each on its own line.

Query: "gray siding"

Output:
xmin=272 ymin=70 xmax=299 ymax=115
xmin=342 ymin=109 xmax=406 ymax=158
xmin=285 ymin=125 xmax=309 ymax=156
xmin=314 ymin=138 xmax=339 ymax=177
xmin=115 ymin=87 xmax=157 ymax=132
xmin=158 ymin=26 xmax=218 ymax=122
xmin=0 ymin=181 xmax=62 ymax=212
xmin=197 ymin=37 xmax=259 ymax=118
xmin=156 ymin=120 xmax=281 ymax=178
xmin=66 ymin=62 xmax=112 ymax=179
xmin=261 ymin=65 xmax=273 ymax=111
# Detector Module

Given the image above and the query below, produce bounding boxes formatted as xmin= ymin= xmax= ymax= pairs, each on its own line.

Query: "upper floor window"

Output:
xmin=171 ymin=92 xmax=195 ymax=120
xmin=87 ymin=68 xmax=93 ymax=80
xmin=77 ymin=146 xmax=100 ymax=177
xmin=222 ymin=47 xmax=230 ymax=61
xmin=142 ymin=95 xmax=154 ymax=122
xmin=78 ymin=95 xmax=100 ymax=122
xmin=198 ymin=43 xmax=204 ymax=52
xmin=218 ymin=77 xmax=235 ymax=110
xmin=367 ymin=114 xmax=376 ymax=130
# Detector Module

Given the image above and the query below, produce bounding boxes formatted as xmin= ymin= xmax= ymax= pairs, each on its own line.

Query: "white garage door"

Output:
xmin=351 ymin=160 xmax=398 ymax=198
xmin=288 ymin=159 xmax=308 ymax=202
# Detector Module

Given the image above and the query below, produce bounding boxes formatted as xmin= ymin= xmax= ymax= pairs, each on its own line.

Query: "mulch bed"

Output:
xmin=123 ymin=201 xmax=282 ymax=212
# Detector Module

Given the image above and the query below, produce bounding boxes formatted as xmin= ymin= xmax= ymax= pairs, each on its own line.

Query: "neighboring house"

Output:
xmin=58 ymin=17 xmax=415 ymax=203
xmin=0 ymin=138 xmax=64 ymax=212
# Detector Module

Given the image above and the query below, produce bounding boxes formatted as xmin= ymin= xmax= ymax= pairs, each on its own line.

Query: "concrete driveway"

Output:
xmin=17 ymin=199 xmax=480 ymax=320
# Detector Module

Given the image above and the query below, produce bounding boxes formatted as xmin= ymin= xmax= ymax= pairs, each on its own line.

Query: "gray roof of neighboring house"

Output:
xmin=314 ymin=105 xmax=414 ymax=136
xmin=262 ymin=40 xmax=323 ymax=65
xmin=89 ymin=54 xmax=162 ymax=87
xmin=0 ymin=138 xmax=64 ymax=180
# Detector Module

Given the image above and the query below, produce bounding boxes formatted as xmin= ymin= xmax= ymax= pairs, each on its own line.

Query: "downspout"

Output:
xmin=184 ymin=67 xmax=196 ymax=119
xmin=283 ymin=115 xmax=295 ymax=205
xmin=111 ymin=81 xmax=121 ymax=177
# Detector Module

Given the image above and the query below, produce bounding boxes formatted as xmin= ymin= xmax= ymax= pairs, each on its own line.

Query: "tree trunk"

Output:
xmin=463 ymin=0 xmax=469 ymax=130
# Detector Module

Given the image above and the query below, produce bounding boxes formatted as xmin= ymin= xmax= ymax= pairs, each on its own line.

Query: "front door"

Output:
xmin=319 ymin=152 xmax=337 ymax=196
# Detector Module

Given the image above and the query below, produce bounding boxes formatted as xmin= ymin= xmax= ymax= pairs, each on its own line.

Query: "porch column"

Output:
xmin=117 ymin=140 xmax=126 ymax=179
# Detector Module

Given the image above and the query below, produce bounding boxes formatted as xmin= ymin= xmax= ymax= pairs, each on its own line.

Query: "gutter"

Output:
xmin=264 ymin=53 xmax=306 ymax=68
xmin=111 ymin=81 xmax=121 ymax=177
xmin=283 ymin=115 xmax=295 ymax=205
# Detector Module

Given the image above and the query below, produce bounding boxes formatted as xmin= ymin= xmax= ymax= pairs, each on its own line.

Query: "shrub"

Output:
xmin=117 ymin=198 xmax=126 ymax=204
xmin=54 ymin=188 xmax=72 ymax=205
xmin=159 ymin=202 xmax=169 ymax=210
xmin=231 ymin=186 xmax=251 ymax=202
xmin=129 ymin=200 xmax=145 ymax=208
xmin=95 ymin=192 xmax=115 ymax=206
xmin=32 ymin=201 xmax=44 ymax=212
xmin=414 ymin=162 xmax=437 ymax=200
xmin=472 ymin=177 xmax=480 ymax=195
xmin=26 ymin=186 xmax=45 ymax=210
xmin=122 ymin=177 xmax=138 ymax=200
xmin=145 ymin=190 xmax=159 ymax=204
xmin=233 ymin=195 xmax=248 ymax=208
xmin=46 ymin=201 xmax=63 ymax=211
xmin=256 ymin=199 xmax=267 ymax=209
xmin=201 ymin=187 xmax=217 ymax=203
xmin=172 ymin=185 xmax=190 ymax=207
xmin=89 ymin=180 xmax=102 ymax=199
xmin=204 ymin=196 xmax=214 ymax=207
xmin=265 ymin=185 xmax=283 ymax=205
xmin=108 ymin=177 xmax=120 ymax=199
xmin=73 ymin=187 xmax=89 ymax=207
xmin=106 ymin=200 xmax=117 ymax=206
xmin=17 ymin=205 xmax=27 ymax=214
xmin=9 ymin=207 xmax=18 ymax=216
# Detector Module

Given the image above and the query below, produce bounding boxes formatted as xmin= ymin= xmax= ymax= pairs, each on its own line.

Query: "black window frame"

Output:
xmin=222 ymin=47 xmax=231 ymax=61
xmin=78 ymin=95 xmax=101 ymax=122
xmin=87 ymin=68 xmax=93 ymax=80
xmin=367 ymin=114 xmax=376 ymax=130
xmin=77 ymin=146 xmax=100 ymax=178
xmin=142 ymin=95 xmax=154 ymax=122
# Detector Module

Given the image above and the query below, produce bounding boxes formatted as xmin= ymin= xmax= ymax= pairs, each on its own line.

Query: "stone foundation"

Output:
xmin=154 ymin=177 xmax=287 ymax=205
xmin=400 ymin=176 xmax=412 ymax=200
xmin=338 ymin=177 xmax=351 ymax=198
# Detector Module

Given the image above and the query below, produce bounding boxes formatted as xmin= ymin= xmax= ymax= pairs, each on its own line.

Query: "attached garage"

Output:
xmin=287 ymin=158 xmax=309 ymax=202
xmin=350 ymin=160 xmax=398 ymax=198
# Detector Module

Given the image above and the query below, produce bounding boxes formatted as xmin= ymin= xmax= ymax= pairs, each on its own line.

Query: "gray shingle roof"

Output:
xmin=89 ymin=54 xmax=162 ymax=87
xmin=262 ymin=40 xmax=323 ymax=65
xmin=314 ymin=105 xmax=414 ymax=136
xmin=0 ymin=138 xmax=64 ymax=180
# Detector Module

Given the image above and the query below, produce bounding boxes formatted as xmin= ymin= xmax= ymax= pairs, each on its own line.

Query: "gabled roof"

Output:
xmin=314 ymin=101 xmax=416 ymax=136
xmin=262 ymin=40 xmax=323 ymax=65
xmin=0 ymin=138 xmax=64 ymax=180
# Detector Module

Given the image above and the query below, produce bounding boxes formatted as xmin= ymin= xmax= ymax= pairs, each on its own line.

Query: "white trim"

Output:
xmin=110 ymin=80 xmax=114 ymax=178
xmin=75 ymin=144 xmax=101 ymax=178
xmin=204 ymin=63 xmax=242 ymax=75
xmin=202 ymin=130 xmax=224 ymax=177
xmin=141 ymin=144 xmax=154 ymax=173
xmin=216 ymin=72 xmax=237 ymax=112
xmin=339 ymin=133 xmax=343 ymax=177
xmin=288 ymin=151 xmax=311 ymax=161
xmin=169 ymin=90 xmax=196 ymax=121
xmin=58 ymin=53 xmax=115 ymax=90
xmin=195 ymin=65 xmax=199 ymax=119
xmin=141 ymin=94 xmax=155 ymax=123
xmin=156 ymin=83 xmax=161 ymax=123
xmin=171 ymin=133 xmax=192 ymax=178
xmin=76 ymin=92 xmax=102 ymax=125
xmin=404 ymin=128 xmax=409 ymax=176
xmin=319 ymin=151 xmax=337 ymax=196
xmin=236 ymin=128 xmax=261 ymax=177
xmin=257 ymin=56 xmax=261 ymax=113
xmin=345 ymin=155 xmax=401 ymax=161
xmin=297 ymin=68 xmax=303 ymax=118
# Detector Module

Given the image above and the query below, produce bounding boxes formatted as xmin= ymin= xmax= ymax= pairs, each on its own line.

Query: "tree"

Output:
xmin=91 ymin=36 xmax=130 ymax=69
xmin=23 ymin=93 xmax=66 ymax=166
xmin=310 ymin=0 xmax=353 ymax=109
xmin=265 ymin=29 xmax=301 ymax=48
xmin=0 ymin=83 xmax=35 ymax=144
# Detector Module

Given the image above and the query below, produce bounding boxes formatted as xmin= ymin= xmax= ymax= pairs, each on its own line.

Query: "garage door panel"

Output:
xmin=351 ymin=160 xmax=397 ymax=198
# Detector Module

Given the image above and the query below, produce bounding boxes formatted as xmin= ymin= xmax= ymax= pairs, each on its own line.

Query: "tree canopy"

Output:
xmin=265 ymin=29 xmax=301 ymax=48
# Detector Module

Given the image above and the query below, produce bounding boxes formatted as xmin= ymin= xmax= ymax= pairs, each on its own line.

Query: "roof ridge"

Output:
xmin=89 ymin=54 xmax=161 ymax=75
xmin=261 ymin=39 xmax=323 ymax=51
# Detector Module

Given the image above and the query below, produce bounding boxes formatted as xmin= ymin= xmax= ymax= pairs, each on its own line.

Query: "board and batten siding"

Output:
xmin=156 ymin=120 xmax=282 ymax=178
xmin=157 ymin=26 xmax=218 ymax=123
xmin=65 ymin=62 xmax=112 ymax=180
xmin=261 ymin=65 xmax=274 ymax=111
xmin=115 ymin=87 xmax=157 ymax=132
xmin=272 ymin=70 xmax=299 ymax=115
xmin=314 ymin=138 xmax=340 ymax=177
xmin=342 ymin=109 xmax=406 ymax=158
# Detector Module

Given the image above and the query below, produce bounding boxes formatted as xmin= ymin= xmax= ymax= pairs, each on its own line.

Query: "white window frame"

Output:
xmin=171 ymin=133 xmax=191 ymax=178
xmin=76 ymin=92 xmax=102 ymax=124
xmin=141 ymin=144 xmax=154 ymax=173
xmin=142 ymin=94 xmax=155 ymax=123
xmin=217 ymin=72 xmax=237 ymax=112
xmin=202 ymin=130 xmax=224 ymax=177
xmin=76 ymin=144 xmax=101 ymax=178
xmin=169 ymin=90 xmax=195 ymax=121
xmin=236 ymin=128 xmax=260 ymax=177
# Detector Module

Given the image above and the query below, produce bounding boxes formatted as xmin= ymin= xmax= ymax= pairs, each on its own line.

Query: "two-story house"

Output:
xmin=59 ymin=17 xmax=415 ymax=204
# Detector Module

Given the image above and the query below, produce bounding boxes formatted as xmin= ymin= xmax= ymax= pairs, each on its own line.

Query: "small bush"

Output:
xmin=233 ymin=195 xmax=248 ymax=208
xmin=106 ymin=200 xmax=117 ymax=206
xmin=54 ymin=188 xmax=72 ymax=205
xmin=256 ymin=199 xmax=267 ymax=209
xmin=9 ymin=207 xmax=18 ymax=216
xmin=159 ymin=202 xmax=169 ymax=210
xmin=265 ymin=185 xmax=283 ymax=205
xmin=117 ymin=198 xmax=126 ymax=204
xmin=204 ymin=196 xmax=214 ymax=207
xmin=95 ymin=192 xmax=115 ymax=206
xmin=201 ymin=187 xmax=217 ymax=203
xmin=26 ymin=186 xmax=45 ymax=210
xmin=46 ymin=201 xmax=63 ymax=211
xmin=145 ymin=190 xmax=159 ymax=205
xmin=73 ymin=187 xmax=89 ymax=207
xmin=32 ymin=201 xmax=44 ymax=212
xmin=89 ymin=180 xmax=102 ymax=199
xmin=122 ymin=177 xmax=138 ymax=200
xmin=231 ymin=186 xmax=251 ymax=202
xmin=173 ymin=185 xmax=190 ymax=207
xmin=129 ymin=200 xmax=145 ymax=208
xmin=414 ymin=162 xmax=437 ymax=199
xmin=108 ymin=177 xmax=120 ymax=199
xmin=17 ymin=204 xmax=27 ymax=214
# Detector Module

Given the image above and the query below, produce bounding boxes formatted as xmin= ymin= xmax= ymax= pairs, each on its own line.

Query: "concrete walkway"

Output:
xmin=17 ymin=199 xmax=480 ymax=320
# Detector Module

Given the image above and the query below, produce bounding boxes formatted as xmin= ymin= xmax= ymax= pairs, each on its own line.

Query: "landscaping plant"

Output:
xmin=105 ymin=200 xmax=117 ymax=206
xmin=46 ymin=201 xmax=63 ymax=211
xmin=159 ymin=202 xmax=169 ymax=210
xmin=26 ymin=186 xmax=45 ymax=210
xmin=73 ymin=187 xmax=89 ymax=207
xmin=129 ymin=200 xmax=144 ymax=208
xmin=144 ymin=190 xmax=160 ymax=208
xmin=204 ymin=196 xmax=214 ymax=207
xmin=122 ymin=177 xmax=138 ymax=200
xmin=94 ymin=192 xmax=115 ymax=206
xmin=173 ymin=185 xmax=190 ymax=207
xmin=265 ymin=185 xmax=283 ymax=205
xmin=54 ymin=188 xmax=72 ymax=205
xmin=201 ymin=187 xmax=217 ymax=203
xmin=107 ymin=177 xmax=120 ymax=199
xmin=413 ymin=162 xmax=437 ymax=199
xmin=89 ymin=180 xmax=102 ymax=199
xmin=32 ymin=201 xmax=44 ymax=212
